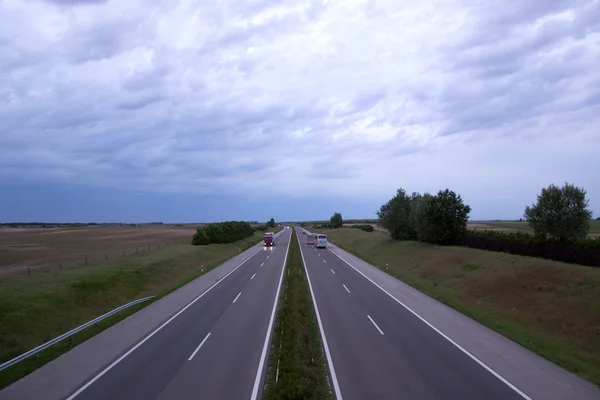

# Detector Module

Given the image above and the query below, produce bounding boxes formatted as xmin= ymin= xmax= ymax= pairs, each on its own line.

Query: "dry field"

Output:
xmin=350 ymin=222 xmax=600 ymax=237
xmin=0 ymin=225 xmax=199 ymax=277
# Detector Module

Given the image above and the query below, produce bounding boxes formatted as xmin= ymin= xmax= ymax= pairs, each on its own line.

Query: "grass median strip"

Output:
xmin=315 ymin=227 xmax=600 ymax=387
xmin=263 ymin=229 xmax=332 ymax=400
xmin=0 ymin=231 xmax=268 ymax=390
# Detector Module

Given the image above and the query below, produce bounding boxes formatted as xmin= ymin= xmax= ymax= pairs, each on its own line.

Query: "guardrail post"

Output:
xmin=28 ymin=267 xmax=30 ymax=275
xmin=105 ymin=254 xmax=108 ymax=260
xmin=201 ymin=265 xmax=204 ymax=273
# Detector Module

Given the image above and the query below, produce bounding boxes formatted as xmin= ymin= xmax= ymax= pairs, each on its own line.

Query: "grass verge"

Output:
xmin=0 ymin=231 xmax=267 ymax=389
xmin=311 ymin=227 xmax=600 ymax=387
xmin=262 ymin=229 xmax=332 ymax=400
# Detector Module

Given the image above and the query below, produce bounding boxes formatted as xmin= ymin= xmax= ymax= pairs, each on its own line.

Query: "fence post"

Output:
xmin=136 ymin=248 xmax=138 ymax=253
xmin=85 ymin=258 xmax=87 ymax=265
xmin=28 ymin=267 xmax=30 ymax=275
xmin=59 ymin=262 xmax=62 ymax=269
xmin=105 ymin=254 xmax=107 ymax=261
xmin=122 ymin=250 xmax=125 ymax=256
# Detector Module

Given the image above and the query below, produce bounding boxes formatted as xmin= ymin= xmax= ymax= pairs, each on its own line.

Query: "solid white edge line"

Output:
xmin=326 ymin=245 xmax=532 ymax=400
xmin=251 ymin=273 xmax=256 ymax=280
xmin=342 ymin=284 xmax=350 ymax=294
xmin=367 ymin=315 xmax=384 ymax=335
xmin=297 ymin=229 xmax=343 ymax=400
xmin=250 ymin=228 xmax=291 ymax=400
xmin=66 ymin=245 xmax=264 ymax=400
xmin=188 ymin=332 xmax=211 ymax=361
xmin=233 ymin=292 xmax=242 ymax=303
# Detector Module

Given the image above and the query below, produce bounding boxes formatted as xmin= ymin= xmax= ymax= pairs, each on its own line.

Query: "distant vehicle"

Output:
xmin=264 ymin=232 xmax=274 ymax=246
xmin=315 ymin=234 xmax=327 ymax=248
xmin=307 ymin=234 xmax=316 ymax=245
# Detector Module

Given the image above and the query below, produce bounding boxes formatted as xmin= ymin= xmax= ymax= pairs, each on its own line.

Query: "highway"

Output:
xmin=65 ymin=228 xmax=292 ymax=400
xmin=297 ymin=227 xmax=528 ymax=400
xmin=4 ymin=225 xmax=599 ymax=400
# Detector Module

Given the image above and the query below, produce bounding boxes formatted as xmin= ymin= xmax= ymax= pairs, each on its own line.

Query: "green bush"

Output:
xmin=460 ymin=229 xmax=600 ymax=267
xmin=351 ymin=224 xmax=373 ymax=232
xmin=191 ymin=221 xmax=254 ymax=246
xmin=191 ymin=228 xmax=211 ymax=245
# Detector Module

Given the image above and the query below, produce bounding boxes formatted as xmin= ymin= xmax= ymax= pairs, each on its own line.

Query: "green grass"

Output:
xmin=262 ymin=229 xmax=332 ymax=400
xmin=312 ymin=227 xmax=600 ymax=387
xmin=0 ymin=231 xmax=267 ymax=389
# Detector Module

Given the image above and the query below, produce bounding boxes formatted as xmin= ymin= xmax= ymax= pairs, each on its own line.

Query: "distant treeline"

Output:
xmin=459 ymin=230 xmax=600 ymax=267
xmin=294 ymin=219 xmax=377 ymax=227
xmin=191 ymin=221 xmax=255 ymax=245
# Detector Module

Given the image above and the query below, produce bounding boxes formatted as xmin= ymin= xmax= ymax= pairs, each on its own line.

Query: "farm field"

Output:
xmin=336 ymin=220 xmax=600 ymax=237
xmin=467 ymin=220 xmax=600 ymax=236
xmin=0 ymin=225 xmax=199 ymax=277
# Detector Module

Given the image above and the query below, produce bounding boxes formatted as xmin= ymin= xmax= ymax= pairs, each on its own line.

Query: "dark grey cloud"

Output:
xmin=41 ymin=0 xmax=108 ymax=5
xmin=0 ymin=0 xmax=599 ymax=208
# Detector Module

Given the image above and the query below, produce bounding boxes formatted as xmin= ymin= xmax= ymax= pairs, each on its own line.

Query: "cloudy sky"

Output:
xmin=1 ymin=0 xmax=599 ymax=222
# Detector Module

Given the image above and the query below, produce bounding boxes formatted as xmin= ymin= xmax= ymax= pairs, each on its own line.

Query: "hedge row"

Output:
xmin=191 ymin=221 xmax=254 ymax=246
xmin=458 ymin=230 xmax=600 ymax=267
xmin=350 ymin=224 xmax=374 ymax=232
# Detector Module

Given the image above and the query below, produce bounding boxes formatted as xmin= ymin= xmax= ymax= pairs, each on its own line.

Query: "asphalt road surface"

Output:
xmin=65 ymin=228 xmax=292 ymax=400
xmin=297 ymin=227 xmax=529 ymax=400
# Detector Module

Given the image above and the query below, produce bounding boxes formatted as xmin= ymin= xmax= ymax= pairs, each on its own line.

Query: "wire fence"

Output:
xmin=3 ymin=239 xmax=191 ymax=278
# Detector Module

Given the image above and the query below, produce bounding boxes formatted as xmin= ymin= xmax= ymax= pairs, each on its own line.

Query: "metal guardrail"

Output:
xmin=0 ymin=295 xmax=155 ymax=372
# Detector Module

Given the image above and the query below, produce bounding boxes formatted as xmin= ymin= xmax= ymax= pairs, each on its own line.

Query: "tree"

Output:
xmin=411 ymin=192 xmax=435 ymax=241
xmin=330 ymin=212 xmax=343 ymax=229
xmin=266 ymin=218 xmax=276 ymax=228
xmin=524 ymin=182 xmax=593 ymax=242
xmin=412 ymin=190 xmax=471 ymax=244
xmin=191 ymin=227 xmax=210 ymax=245
xmin=376 ymin=188 xmax=418 ymax=240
